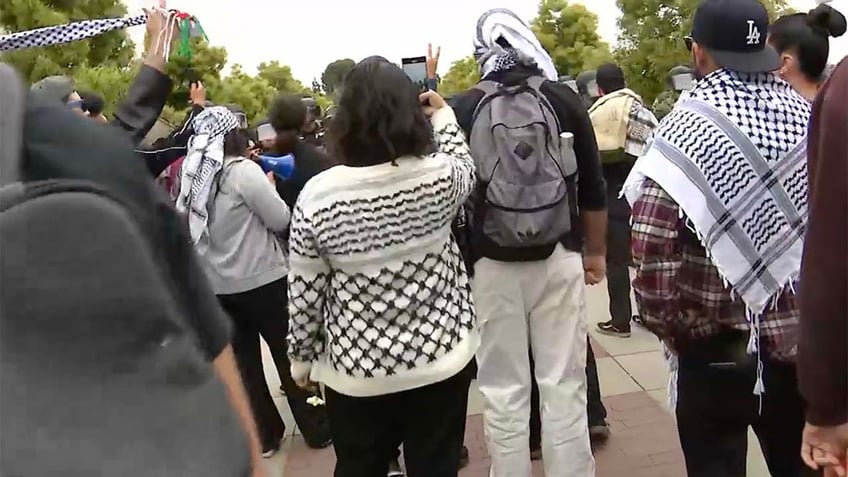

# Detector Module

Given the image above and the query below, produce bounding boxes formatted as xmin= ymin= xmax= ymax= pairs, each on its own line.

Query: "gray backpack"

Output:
xmin=0 ymin=64 xmax=249 ymax=476
xmin=470 ymin=76 xmax=577 ymax=248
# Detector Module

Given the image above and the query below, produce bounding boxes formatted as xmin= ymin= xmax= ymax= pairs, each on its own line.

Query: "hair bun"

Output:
xmin=808 ymin=4 xmax=848 ymax=38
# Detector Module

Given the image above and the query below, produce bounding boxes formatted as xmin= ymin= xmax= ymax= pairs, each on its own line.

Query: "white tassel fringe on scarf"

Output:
xmin=621 ymin=69 xmax=812 ymax=408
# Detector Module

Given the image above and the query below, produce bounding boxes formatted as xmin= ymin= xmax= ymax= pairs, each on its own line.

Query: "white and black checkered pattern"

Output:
xmin=473 ymin=8 xmax=558 ymax=81
xmin=623 ymin=69 xmax=811 ymax=315
xmin=0 ymin=15 xmax=146 ymax=52
xmin=286 ymin=114 xmax=477 ymax=393
xmin=175 ymin=107 xmax=241 ymax=252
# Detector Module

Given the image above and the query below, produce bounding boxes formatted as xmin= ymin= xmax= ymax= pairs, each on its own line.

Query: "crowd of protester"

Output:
xmin=1 ymin=0 xmax=847 ymax=476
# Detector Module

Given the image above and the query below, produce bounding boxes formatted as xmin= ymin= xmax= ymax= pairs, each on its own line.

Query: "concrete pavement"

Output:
xmin=259 ymin=277 xmax=773 ymax=477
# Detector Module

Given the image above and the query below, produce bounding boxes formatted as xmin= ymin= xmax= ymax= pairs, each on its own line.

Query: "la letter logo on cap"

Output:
xmin=746 ymin=20 xmax=761 ymax=45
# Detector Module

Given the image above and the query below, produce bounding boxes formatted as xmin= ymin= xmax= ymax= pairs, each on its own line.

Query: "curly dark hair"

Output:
xmin=328 ymin=58 xmax=434 ymax=167
xmin=269 ymin=94 xmax=307 ymax=132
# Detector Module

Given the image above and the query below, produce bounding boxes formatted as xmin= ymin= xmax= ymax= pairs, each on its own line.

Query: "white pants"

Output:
xmin=474 ymin=245 xmax=595 ymax=477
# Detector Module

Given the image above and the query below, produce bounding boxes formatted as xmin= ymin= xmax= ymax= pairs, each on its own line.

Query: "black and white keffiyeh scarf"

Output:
xmin=623 ymin=69 xmax=811 ymax=396
xmin=473 ymin=8 xmax=558 ymax=81
xmin=175 ymin=107 xmax=241 ymax=253
xmin=0 ymin=15 xmax=146 ymax=52
xmin=624 ymin=69 xmax=811 ymax=314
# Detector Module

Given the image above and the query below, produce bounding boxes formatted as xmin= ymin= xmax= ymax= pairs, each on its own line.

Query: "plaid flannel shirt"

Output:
xmin=631 ymin=178 xmax=799 ymax=361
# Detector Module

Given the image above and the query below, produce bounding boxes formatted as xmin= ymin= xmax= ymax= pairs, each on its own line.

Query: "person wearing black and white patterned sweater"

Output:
xmin=287 ymin=57 xmax=477 ymax=477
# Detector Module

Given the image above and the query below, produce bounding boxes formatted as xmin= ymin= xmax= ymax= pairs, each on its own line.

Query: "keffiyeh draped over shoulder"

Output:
xmin=623 ymin=70 xmax=811 ymax=314
xmin=473 ymin=8 xmax=558 ymax=81
xmin=175 ymin=106 xmax=241 ymax=253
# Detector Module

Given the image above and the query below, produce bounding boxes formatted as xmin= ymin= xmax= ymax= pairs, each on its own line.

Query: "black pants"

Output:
xmin=606 ymin=202 xmax=633 ymax=330
xmin=529 ymin=338 xmax=607 ymax=450
xmin=328 ymin=364 xmax=472 ymax=477
xmin=218 ymin=278 xmax=328 ymax=451
xmin=675 ymin=333 xmax=819 ymax=477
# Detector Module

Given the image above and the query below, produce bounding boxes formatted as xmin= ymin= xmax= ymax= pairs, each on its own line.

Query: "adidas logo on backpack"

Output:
xmin=469 ymin=76 xmax=578 ymax=251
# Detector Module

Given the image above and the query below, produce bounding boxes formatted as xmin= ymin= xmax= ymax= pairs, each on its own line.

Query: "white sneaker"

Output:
xmin=387 ymin=458 xmax=404 ymax=476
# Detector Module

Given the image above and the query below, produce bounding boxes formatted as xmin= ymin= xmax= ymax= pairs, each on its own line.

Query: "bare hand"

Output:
xmin=144 ymin=8 xmax=177 ymax=47
xmin=801 ymin=422 xmax=848 ymax=475
xmin=143 ymin=8 xmax=179 ymax=72
xmin=583 ymin=255 xmax=606 ymax=285
xmin=419 ymin=90 xmax=447 ymax=117
xmin=190 ymin=81 xmax=206 ymax=105
xmin=426 ymin=43 xmax=441 ymax=79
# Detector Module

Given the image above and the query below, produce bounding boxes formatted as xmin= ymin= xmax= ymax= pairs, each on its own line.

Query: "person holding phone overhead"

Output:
xmin=287 ymin=56 xmax=477 ymax=477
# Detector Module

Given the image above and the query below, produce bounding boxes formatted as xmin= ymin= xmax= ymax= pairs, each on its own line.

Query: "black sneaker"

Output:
xmin=597 ymin=321 xmax=631 ymax=338
xmin=589 ymin=421 xmax=611 ymax=443
xmin=459 ymin=446 xmax=470 ymax=469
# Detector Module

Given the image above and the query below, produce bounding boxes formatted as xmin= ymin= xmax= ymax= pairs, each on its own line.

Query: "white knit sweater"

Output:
xmin=287 ymin=107 xmax=479 ymax=397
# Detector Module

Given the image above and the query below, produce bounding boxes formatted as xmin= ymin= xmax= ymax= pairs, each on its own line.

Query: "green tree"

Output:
xmin=1 ymin=0 xmax=135 ymax=82
xmin=321 ymin=58 xmax=355 ymax=97
xmin=257 ymin=60 xmax=309 ymax=94
xmin=165 ymin=38 xmax=228 ymax=109
xmin=531 ymin=0 xmax=612 ymax=77
xmin=74 ymin=64 xmax=135 ymax=115
xmin=614 ymin=0 xmax=791 ymax=104
xmin=211 ymin=64 xmax=276 ymax=125
xmin=439 ymin=55 xmax=480 ymax=97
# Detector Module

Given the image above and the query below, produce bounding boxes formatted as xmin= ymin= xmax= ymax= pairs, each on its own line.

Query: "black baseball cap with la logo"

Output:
xmin=691 ymin=0 xmax=781 ymax=73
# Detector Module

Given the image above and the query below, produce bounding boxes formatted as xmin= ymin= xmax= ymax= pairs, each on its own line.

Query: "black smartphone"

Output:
xmin=402 ymin=56 xmax=428 ymax=89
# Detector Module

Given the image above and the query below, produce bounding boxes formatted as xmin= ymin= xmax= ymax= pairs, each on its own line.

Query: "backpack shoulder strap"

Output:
xmin=0 ymin=64 xmax=26 ymax=187
xmin=474 ymin=80 xmax=500 ymax=97
xmin=525 ymin=75 xmax=547 ymax=91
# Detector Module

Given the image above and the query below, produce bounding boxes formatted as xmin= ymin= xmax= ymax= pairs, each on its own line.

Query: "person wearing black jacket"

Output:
xmin=251 ymin=94 xmax=335 ymax=450
xmin=3 ymin=10 xmax=266 ymax=475
xmin=450 ymin=67 xmax=611 ymax=452
xmin=451 ymin=17 xmax=607 ymax=471
xmin=266 ymin=94 xmax=337 ymax=209
xmin=137 ymin=82 xmax=208 ymax=178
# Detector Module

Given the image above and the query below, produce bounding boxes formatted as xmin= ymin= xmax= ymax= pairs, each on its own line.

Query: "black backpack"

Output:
xmin=0 ymin=64 xmax=249 ymax=476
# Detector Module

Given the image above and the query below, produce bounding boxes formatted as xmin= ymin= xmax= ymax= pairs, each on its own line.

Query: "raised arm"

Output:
xmin=427 ymin=97 xmax=476 ymax=211
xmin=111 ymin=10 xmax=176 ymax=146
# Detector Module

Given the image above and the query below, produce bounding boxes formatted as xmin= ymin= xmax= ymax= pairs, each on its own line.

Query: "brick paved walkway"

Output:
xmin=261 ymin=277 xmax=778 ymax=477
xmin=284 ymin=389 xmax=685 ymax=477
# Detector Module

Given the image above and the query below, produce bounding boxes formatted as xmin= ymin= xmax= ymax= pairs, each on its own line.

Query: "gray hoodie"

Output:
xmin=201 ymin=157 xmax=291 ymax=295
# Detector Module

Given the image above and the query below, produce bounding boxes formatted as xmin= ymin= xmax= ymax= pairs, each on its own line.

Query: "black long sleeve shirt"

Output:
xmin=449 ymin=66 xmax=607 ymax=259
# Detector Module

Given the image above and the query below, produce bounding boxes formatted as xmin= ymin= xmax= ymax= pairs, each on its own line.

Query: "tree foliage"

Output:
xmin=1 ymin=0 xmax=330 ymax=127
xmin=0 ymin=0 xmax=135 ymax=82
xmin=258 ymin=61 xmax=309 ymax=95
xmin=439 ymin=55 xmax=480 ymax=97
xmin=209 ymin=64 xmax=276 ymax=125
xmin=165 ymin=38 xmax=229 ymax=109
xmin=321 ymin=58 xmax=355 ymax=97
xmin=74 ymin=64 xmax=135 ymax=114
xmin=531 ymin=0 xmax=612 ymax=77
xmin=615 ymin=0 xmax=792 ymax=104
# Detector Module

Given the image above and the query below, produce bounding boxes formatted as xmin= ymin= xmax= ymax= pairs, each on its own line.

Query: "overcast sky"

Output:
xmin=128 ymin=0 xmax=848 ymax=84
